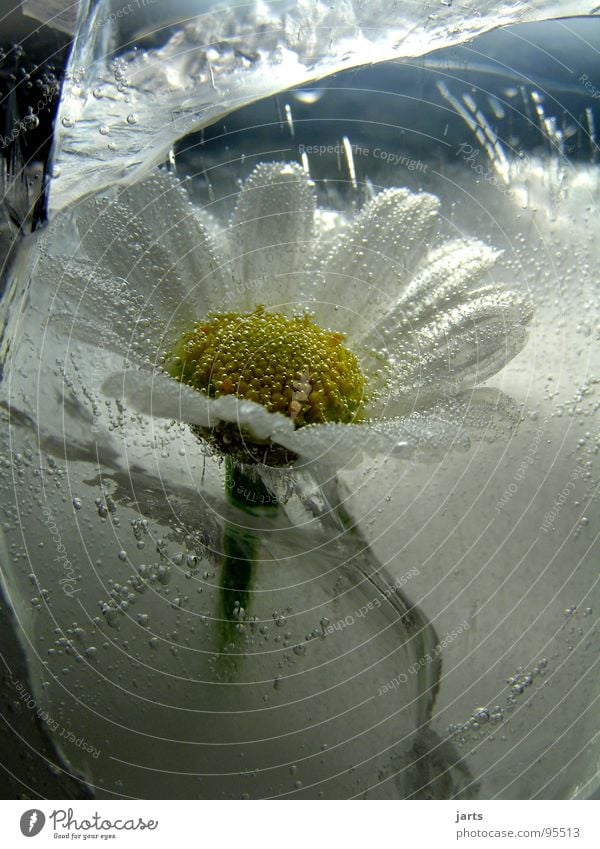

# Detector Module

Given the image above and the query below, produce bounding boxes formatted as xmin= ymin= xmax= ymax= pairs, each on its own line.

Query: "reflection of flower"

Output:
xmin=53 ymin=162 xmax=532 ymax=467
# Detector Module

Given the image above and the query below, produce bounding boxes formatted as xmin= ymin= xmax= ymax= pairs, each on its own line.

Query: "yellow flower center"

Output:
xmin=164 ymin=305 xmax=368 ymax=464
xmin=165 ymin=305 xmax=366 ymax=430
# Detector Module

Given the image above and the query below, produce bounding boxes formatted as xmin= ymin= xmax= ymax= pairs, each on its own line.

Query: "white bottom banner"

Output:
xmin=1 ymin=800 xmax=597 ymax=847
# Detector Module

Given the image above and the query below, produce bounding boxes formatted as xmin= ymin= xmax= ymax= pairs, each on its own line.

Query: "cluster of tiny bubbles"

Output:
xmin=232 ymin=601 xmax=246 ymax=633
xmin=44 ymin=621 xmax=97 ymax=665
xmin=28 ymin=571 xmax=50 ymax=611
xmin=92 ymin=554 xmax=179 ymax=638
xmin=448 ymin=659 xmax=549 ymax=746
xmin=93 ymin=493 xmax=118 ymax=521
xmin=163 ymin=305 xmax=368 ymax=463
xmin=64 ymin=492 xmax=219 ymax=650
xmin=562 ymin=604 xmax=596 ymax=651
xmin=215 ymin=609 xmax=318 ymax=659
xmin=131 ymin=516 xmax=149 ymax=549
xmin=110 ymin=57 xmax=130 ymax=93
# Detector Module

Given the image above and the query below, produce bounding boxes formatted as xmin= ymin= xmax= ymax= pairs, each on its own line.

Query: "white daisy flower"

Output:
xmin=52 ymin=161 xmax=532 ymax=468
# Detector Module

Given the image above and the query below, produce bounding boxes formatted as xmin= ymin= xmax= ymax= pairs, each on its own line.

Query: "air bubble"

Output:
xmin=472 ymin=707 xmax=489 ymax=724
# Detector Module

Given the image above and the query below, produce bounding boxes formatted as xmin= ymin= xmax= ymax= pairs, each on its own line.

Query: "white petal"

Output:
xmin=312 ymin=189 xmax=440 ymax=337
xmin=103 ymin=369 xmax=211 ymax=426
xmin=368 ymin=411 xmax=472 ymax=458
xmin=227 ymin=162 xmax=316 ymax=309
xmin=434 ymin=388 xmax=522 ymax=442
xmin=46 ymin=258 xmax=161 ymax=358
xmin=118 ymin=175 xmax=227 ymax=317
xmin=275 ymin=411 xmax=469 ymax=468
xmin=210 ymin=396 xmax=294 ymax=441
xmin=399 ymin=239 xmax=502 ymax=324
xmin=76 ymin=171 xmax=226 ymax=323
xmin=311 ymin=208 xmax=349 ymax=259
xmin=278 ymin=391 xmax=516 ymax=468
xmin=275 ymin=422 xmax=391 ymax=467
xmin=380 ymin=289 xmax=533 ymax=409
xmin=366 ymin=238 xmax=501 ymax=352
xmin=379 ymin=388 xmax=522 ymax=442
xmin=102 ymin=370 xmax=294 ymax=441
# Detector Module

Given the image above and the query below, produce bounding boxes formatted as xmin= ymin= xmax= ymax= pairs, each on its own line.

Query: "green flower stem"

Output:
xmin=219 ymin=457 xmax=278 ymax=649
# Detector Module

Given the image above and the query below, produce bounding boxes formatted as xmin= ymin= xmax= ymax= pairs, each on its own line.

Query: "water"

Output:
xmin=48 ymin=0 xmax=600 ymax=211
xmin=1 ymin=0 xmax=599 ymax=799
